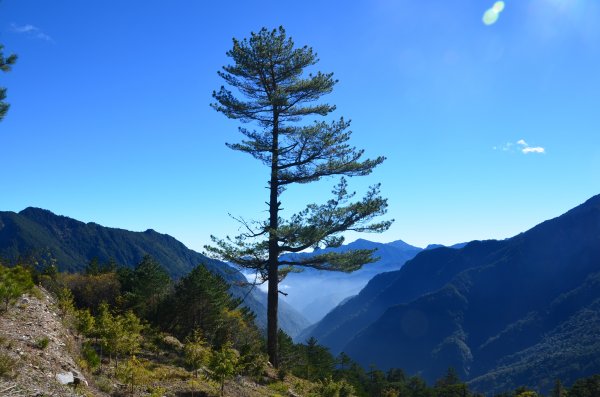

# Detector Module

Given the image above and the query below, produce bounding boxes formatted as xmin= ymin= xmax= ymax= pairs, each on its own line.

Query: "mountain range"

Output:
xmin=277 ymin=238 xmax=423 ymax=324
xmin=0 ymin=207 xmax=310 ymax=337
xmin=301 ymin=194 xmax=600 ymax=394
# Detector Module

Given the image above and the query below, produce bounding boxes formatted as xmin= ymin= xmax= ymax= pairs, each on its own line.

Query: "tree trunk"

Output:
xmin=267 ymin=111 xmax=280 ymax=368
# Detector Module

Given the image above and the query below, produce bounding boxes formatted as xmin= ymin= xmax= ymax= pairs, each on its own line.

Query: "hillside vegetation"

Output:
xmin=0 ymin=207 xmax=309 ymax=338
xmin=3 ymin=260 xmax=600 ymax=396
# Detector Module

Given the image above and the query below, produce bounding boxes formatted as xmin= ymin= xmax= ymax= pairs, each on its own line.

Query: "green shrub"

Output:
xmin=268 ymin=381 xmax=289 ymax=394
xmin=0 ymin=352 xmax=16 ymax=377
xmin=81 ymin=343 xmax=100 ymax=369
xmin=0 ymin=265 xmax=34 ymax=311
xmin=34 ymin=337 xmax=49 ymax=349
xmin=95 ymin=375 xmax=113 ymax=393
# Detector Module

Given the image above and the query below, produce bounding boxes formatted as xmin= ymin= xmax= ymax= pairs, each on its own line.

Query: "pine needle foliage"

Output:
xmin=0 ymin=44 xmax=17 ymax=121
xmin=207 ymin=26 xmax=392 ymax=367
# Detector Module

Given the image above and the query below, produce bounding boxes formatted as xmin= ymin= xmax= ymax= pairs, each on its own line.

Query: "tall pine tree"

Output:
xmin=207 ymin=26 xmax=391 ymax=367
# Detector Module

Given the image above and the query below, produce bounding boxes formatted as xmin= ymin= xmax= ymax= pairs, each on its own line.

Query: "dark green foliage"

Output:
xmin=34 ymin=337 xmax=49 ymax=349
xmin=0 ymin=44 xmax=17 ymax=121
xmin=0 ymin=207 xmax=310 ymax=337
xmin=81 ymin=342 xmax=100 ymax=369
xmin=0 ymin=207 xmax=219 ymax=278
xmin=434 ymin=367 xmax=469 ymax=397
xmin=124 ymin=255 xmax=171 ymax=320
xmin=568 ymin=374 xmax=600 ymax=397
xmin=159 ymin=264 xmax=241 ymax=345
xmin=208 ymin=25 xmax=391 ymax=367
xmin=301 ymin=337 xmax=336 ymax=381
xmin=58 ymin=271 xmax=122 ymax=312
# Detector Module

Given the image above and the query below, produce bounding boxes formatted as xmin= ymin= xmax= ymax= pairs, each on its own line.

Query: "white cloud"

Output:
xmin=522 ymin=146 xmax=545 ymax=154
xmin=517 ymin=139 xmax=528 ymax=146
xmin=10 ymin=23 xmax=53 ymax=42
xmin=495 ymin=139 xmax=546 ymax=154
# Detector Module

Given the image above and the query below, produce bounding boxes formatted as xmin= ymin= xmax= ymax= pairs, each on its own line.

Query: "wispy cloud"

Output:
xmin=494 ymin=139 xmax=546 ymax=154
xmin=517 ymin=138 xmax=545 ymax=154
xmin=522 ymin=146 xmax=545 ymax=154
xmin=10 ymin=23 xmax=53 ymax=42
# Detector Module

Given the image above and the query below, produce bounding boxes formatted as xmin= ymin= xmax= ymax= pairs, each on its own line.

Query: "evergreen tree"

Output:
xmin=75 ymin=308 xmax=96 ymax=337
xmin=162 ymin=264 xmax=240 ymax=343
xmin=127 ymin=255 xmax=171 ymax=320
xmin=184 ymin=331 xmax=211 ymax=378
xmin=208 ymin=342 xmax=239 ymax=397
xmin=207 ymin=25 xmax=391 ymax=367
xmin=434 ymin=367 xmax=469 ymax=397
xmin=569 ymin=374 xmax=600 ymax=397
xmin=0 ymin=44 xmax=17 ymax=121
xmin=303 ymin=336 xmax=335 ymax=381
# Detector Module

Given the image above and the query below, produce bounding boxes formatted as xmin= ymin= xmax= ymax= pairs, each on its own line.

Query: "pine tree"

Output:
xmin=207 ymin=26 xmax=391 ymax=367
xmin=208 ymin=342 xmax=239 ymax=397
xmin=0 ymin=44 xmax=17 ymax=121
xmin=184 ymin=331 xmax=211 ymax=378
xmin=162 ymin=264 xmax=240 ymax=342
xmin=127 ymin=255 xmax=171 ymax=320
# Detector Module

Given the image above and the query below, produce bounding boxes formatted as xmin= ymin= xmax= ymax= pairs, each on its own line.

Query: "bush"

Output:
xmin=34 ymin=337 xmax=49 ymax=349
xmin=0 ymin=265 xmax=34 ymax=311
xmin=115 ymin=355 xmax=151 ymax=395
xmin=0 ymin=352 xmax=16 ymax=377
xmin=208 ymin=342 xmax=239 ymax=396
xmin=81 ymin=343 xmax=100 ymax=370
xmin=75 ymin=308 xmax=95 ymax=337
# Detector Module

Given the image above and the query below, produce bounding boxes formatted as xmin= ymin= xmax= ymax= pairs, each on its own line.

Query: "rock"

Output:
xmin=161 ymin=335 xmax=184 ymax=351
xmin=56 ymin=371 xmax=74 ymax=384
xmin=72 ymin=370 xmax=88 ymax=386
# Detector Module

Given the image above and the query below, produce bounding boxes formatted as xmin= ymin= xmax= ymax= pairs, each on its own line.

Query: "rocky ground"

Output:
xmin=0 ymin=287 xmax=316 ymax=397
xmin=0 ymin=288 xmax=106 ymax=397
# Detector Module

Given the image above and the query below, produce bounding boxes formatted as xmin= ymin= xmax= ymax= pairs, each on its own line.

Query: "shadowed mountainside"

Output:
xmin=0 ymin=207 xmax=309 ymax=337
xmin=304 ymin=194 xmax=600 ymax=394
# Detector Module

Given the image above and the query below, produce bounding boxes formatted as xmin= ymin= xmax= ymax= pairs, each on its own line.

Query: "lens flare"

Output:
xmin=483 ymin=9 xmax=500 ymax=25
xmin=493 ymin=1 xmax=505 ymax=13
xmin=482 ymin=1 xmax=505 ymax=26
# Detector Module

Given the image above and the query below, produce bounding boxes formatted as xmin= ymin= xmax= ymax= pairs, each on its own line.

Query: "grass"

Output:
xmin=0 ymin=352 xmax=17 ymax=377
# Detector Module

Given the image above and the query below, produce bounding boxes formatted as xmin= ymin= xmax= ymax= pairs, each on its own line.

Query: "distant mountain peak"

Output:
xmin=387 ymin=239 xmax=422 ymax=251
xmin=19 ymin=207 xmax=56 ymax=216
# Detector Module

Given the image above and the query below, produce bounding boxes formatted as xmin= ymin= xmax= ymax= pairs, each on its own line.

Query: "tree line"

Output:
xmin=2 ymin=257 xmax=600 ymax=396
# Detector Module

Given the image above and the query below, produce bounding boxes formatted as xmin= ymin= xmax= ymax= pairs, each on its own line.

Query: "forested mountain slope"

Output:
xmin=0 ymin=207 xmax=309 ymax=337
xmin=306 ymin=194 xmax=600 ymax=394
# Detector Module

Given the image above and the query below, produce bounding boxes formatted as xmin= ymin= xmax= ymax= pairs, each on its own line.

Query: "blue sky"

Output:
xmin=1 ymin=0 xmax=599 ymax=251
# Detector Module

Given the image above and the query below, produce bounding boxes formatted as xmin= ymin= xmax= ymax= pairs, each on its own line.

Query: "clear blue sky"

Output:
xmin=1 ymin=0 xmax=599 ymax=251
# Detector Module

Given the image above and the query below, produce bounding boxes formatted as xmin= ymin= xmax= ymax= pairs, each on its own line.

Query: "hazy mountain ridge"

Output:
xmin=0 ymin=207 xmax=310 ymax=337
xmin=304 ymin=194 xmax=600 ymax=393
xmin=297 ymin=239 xmax=505 ymax=350
xmin=280 ymin=238 xmax=423 ymax=324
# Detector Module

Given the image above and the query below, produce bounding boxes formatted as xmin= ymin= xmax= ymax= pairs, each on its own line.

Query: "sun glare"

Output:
xmin=483 ymin=1 xmax=506 ymax=25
